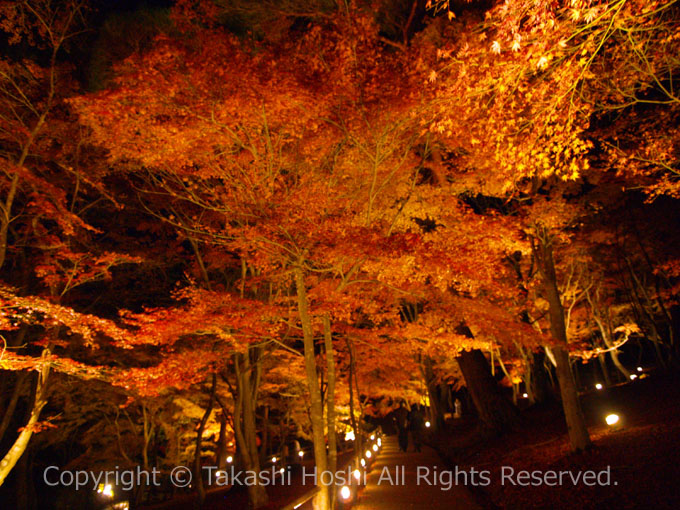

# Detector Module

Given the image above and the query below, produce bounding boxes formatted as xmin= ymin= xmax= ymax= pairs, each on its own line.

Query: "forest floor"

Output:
xmin=432 ymin=370 xmax=680 ymax=510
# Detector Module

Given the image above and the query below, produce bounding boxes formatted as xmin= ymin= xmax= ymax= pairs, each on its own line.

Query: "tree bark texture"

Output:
xmin=234 ymin=350 xmax=268 ymax=509
xmin=193 ymin=373 xmax=216 ymax=509
xmin=0 ymin=349 xmax=49 ymax=487
xmin=456 ymin=348 xmax=519 ymax=434
xmin=294 ymin=267 xmax=330 ymax=510
xmin=535 ymin=232 xmax=591 ymax=451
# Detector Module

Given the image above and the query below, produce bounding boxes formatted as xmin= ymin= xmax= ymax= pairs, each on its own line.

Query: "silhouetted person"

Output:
xmin=409 ymin=404 xmax=424 ymax=452
xmin=454 ymin=398 xmax=462 ymax=418
xmin=394 ymin=401 xmax=409 ymax=452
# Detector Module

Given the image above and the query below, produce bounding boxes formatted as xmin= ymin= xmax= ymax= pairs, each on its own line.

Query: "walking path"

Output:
xmin=353 ymin=435 xmax=481 ymax=510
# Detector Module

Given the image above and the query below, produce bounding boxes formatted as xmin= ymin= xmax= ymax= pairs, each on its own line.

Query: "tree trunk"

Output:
xmin=134 ymin=404 xmax=156 ymax=508
xmin=346 ymin=338 xmax=362 ymax=457
xmin=260 ymin=405 xmax=269 ymax=466
xmin=609 ymin=347 xmax=630 ymax=380
xmin=519 ymin=347 xmax=550 ymax=405
xmin=455 ymin=348 xmax=519 ymax=434
xmin=598 ymin=354 xmax=612 ymax=386
xmin=294 ymin=267 xmax=329 ymax=510
xmin=530 ymin=350 xmax=551 ymax=404
xmin=216 ymin=413 xmax=228 ymax=471
xmin=588 ymin=296 xmax=631 ymax=381
xmin=113 ymin=408 xmax=133 ymax=464
xmin=535 ymin=234 xmax=591 ymax=451
xmin=625 ymin=264 xmax=668 ymax=368
xmin=323 ymin=316 xmax=337 ymax=509
xmin=497 ymin=350 xmax=518 ymax=406
xmin=0 ymin=172 xmax=19 ymax=270
xmin=552 ymin=347 xmax=590 ymax=449
xmin=142 ymin=405 xmax=155 ymax=472
xmin=571 ymin=357 xmax=582 ymax=390
xmin=194 ymin=373 xmax=216 ymax=510
xmin=234 ymin=351 xmax=268 ymax=509
xmin=0 ymin=349 xmax=49 ymax=487
xmin=421 ymin=356 xmax=445 ymax=430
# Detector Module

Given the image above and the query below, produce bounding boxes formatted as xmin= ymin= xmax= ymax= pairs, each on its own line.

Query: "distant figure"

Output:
xmin=409 ymin=404 xmax=425 ymax=452
xmin=393 ymin=401 xmax=409 ymax=452
xmin=454 ymin=398 xmax=462 ymax=419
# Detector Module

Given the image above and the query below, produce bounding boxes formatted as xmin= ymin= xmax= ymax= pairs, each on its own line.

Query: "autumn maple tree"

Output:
xmin=0 ymin=1 xmax=678 ymax=508
xmin=417 ymin=0 xmax=680 ymax=451
xmin=0 ymin=0 xmax=144 ymax=486
xmin=72 ymin=4 xmax=433 ymax=507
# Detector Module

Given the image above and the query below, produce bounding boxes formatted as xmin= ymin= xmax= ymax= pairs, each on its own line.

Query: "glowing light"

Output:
xmin=372 ymin=444 xmax=378 ymax=452
xmin=605 ymin=414 xmax=620 ymax=426
xmin=637 ymin=367 xmax=643 ymax=372
xmin=272 ymin=457 xmax=277 ymax=463
xmin=630 ymin=374 xmax=637 ymax=380
xmin=360 ymin=458 xmax=366 ymax=467
xmin=425 ymin=421 xmax=431 ymax=428
xmin=370 ymin=434 xmax=375 ymax=440
xmin=97 ymin=484 xmax=114 ymax=498
xmin=280 ymin=468 xmax=285 ymax=473
xmin=377 ymin=438 xmax=381 ymax=446
xmin=111 ymin=503 xmax=129 ymax=510
xmin=298 ymin=451 xmax=304 ymax=458
xmin=522 ymin=393 xmax=528 ymax=398
xmin=226 ymin=456 xmax=233 ymax=463
xmin=365 ymin=450 xmax=372 ymax=459
xmin=353 ymin=469 xmax=361 ymax=481
xmin=345 ymin=430 xmax=356 ymax=441
xmin=340 ymin=485 xmax=351 ymax=501
xmin=595 ymin=383 xmax=603 ymax=390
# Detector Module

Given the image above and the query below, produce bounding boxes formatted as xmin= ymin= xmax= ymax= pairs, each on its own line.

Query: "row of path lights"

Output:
xmin=595 ymin=367 xmax=645 ymax=392
xmin=593 ymin=367 xmax=646 ymax=430
xmin=338 ymin=431 xmax=383 ymax=508
xmin=97 ymin=445 xmax=300 ymax=510
xmin=94 ymin=454 xmax=242 ymax=508
xmin=270 ymin=456 xmax=287 ymax=478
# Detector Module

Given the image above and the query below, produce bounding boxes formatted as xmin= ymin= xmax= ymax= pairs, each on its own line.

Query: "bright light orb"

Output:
xmin=605 ymin=414 xmax=620 ymax=426
xmin=345 ymin=430 xmax=356 ymax=441
xmin=425 ymin=421 xmax=431 ymax=428
xmin=98 ymin=484 xmax=114 ymax=498
xmin=370 ymin=434 xmax=375 ymax=440
xmin=226 ymin=455 xmax=233 ymax=463
xmin=595 ymin=383 xmax=603 ymax=390
xmin=272 ymin=457 xmax=277 ymax=463
xmin=377 ymin=438 xmax=382 ymax=446
xmin=630 ymin=374 xmax=638 ymax=380
xmin=298 ymin=451 xmax=304 ymax=458
xmin=522 ymin=393 xmax=528 ymax=398
xmin=353 ymin=469 xmax=361 ymax=481
xmin=372 ymin=444 xmax=378 ymax=452
xmin=360 ymin=458 xmax=366 ymax=467
xmin=340 ymin=485 xmax=351 ymax=501
xmin=280 ymin=467 xmax=285 ymax=473
xmin=365 ymin=450 xmax=372 ymax=458
xmin=637 ymin=366 xmax=643 ymax=372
